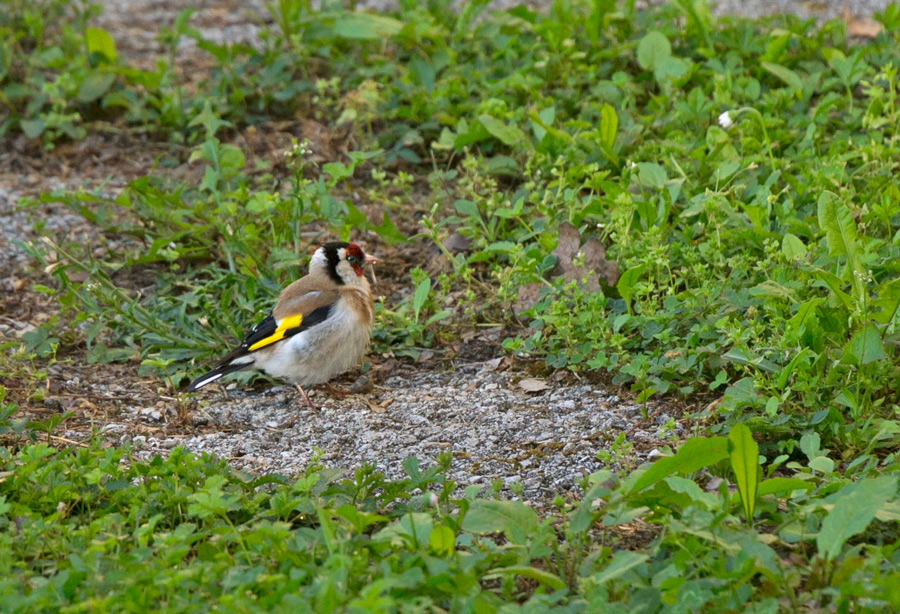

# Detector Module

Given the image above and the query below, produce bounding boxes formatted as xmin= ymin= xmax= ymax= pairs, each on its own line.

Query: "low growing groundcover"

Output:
xmin=2 ymin=0 xmax=900 ymax=610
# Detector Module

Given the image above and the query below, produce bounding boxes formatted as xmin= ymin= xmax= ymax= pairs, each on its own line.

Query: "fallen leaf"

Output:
xmin=552 ymin=222 xmax=620 ymax=292
xmin=481 ymin=357 xmax=504 ymax=372
xmin=512 ymin=282 xmax=543 ymax=314
xmin=705 ymin=477 xmax=724 ymax=492
xmin=417 ymin=350 xmax=435 ymax=363
xmin=442 ymin=231 xmax=471 ymax=254
xmin=842 ymin=7 xmax=884 ymax=38
xmin=519 ymin=378 xmax=550 ymax=393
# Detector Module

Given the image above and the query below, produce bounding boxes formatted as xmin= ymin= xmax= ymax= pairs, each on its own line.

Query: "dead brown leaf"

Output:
xmin=552 ymin=222 xmax=619 ymax=292
xmin=512 ymin=223 xmax=619 ymax=313
xmin=519 ymin=378 xmax=549 ymax=393
xmin=842 ymin=7 xmax=884 ymax=38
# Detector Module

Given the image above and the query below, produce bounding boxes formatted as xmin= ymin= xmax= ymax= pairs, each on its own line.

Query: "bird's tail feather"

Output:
xmin=185 ymin=360 xmax=251 ymax=392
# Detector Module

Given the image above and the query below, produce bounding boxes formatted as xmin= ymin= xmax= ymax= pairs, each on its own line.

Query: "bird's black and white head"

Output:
xmin=311 ymin=242 xmax=378 ymax=287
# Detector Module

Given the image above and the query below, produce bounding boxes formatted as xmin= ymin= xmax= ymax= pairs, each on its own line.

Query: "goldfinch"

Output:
xmin=185 ymin=242 xmax=378 ymax=407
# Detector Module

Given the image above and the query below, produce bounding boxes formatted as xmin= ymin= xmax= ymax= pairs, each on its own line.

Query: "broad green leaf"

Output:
xmin=758 ymin=477 xmax=814 ymax=497
xmin=477 ymin=115 xmax=527 ymax=147
xmin=334 ymin=505 xmax=388 ymax=533
xmin=454 ymin=199 xmax=480 ymax=218
xmin=782 ymin=233 xmax=807 ymax=259
xmin=788 ymin=298 xmax=823 ymax=332
xmin=85 ymin=342 xmax=136 ymax=364
xmin=20 ymin=119 xmax=45 ymax=139
xmin=484 ymin=241 xmax=517 ymax=253
xmin=808 ymin=456 xmax=834 ymax=475
xmin=845 ymin=323 xmax=887 ymax=366
xmin=728 ymin=423 xmax=760 ymax=524
xmin=591 ymin=551 xmax=649 ymax=585
xmin=372 ymin=212 xmax=407 ymax=245
xmin=332 ymin=13 xmax=403 ymax=39
xmin=722 ymin=348 xmax=780 ymax=373
xmin=462 ymin=500 xmax=539 ymax=542
xmin=374 ymin=512 xmax=433 ymax=546
xmin=629 ymin=436 xmax=728 ymax=494
xmin=484 ymin=566 xmax=565 ymax=591
xmin=246 ymin=192 xmax=278 ymax=213
xmin=872 ymin=278 xmax=900 ymax=324
xmin=76 ymin=70 xmax=115 ymax=103
xmin=654 ymin=56 xmax=689 ymax=84
xmin=761 ymin=61 xmax=803 ymax=91
xmin=637 ymin=31 xmax=671 ymax=70
xmin=663 ymin=476 xmax=718 ymax=509
xmin=800 ymin=433 xmax=821 ymax=460
xmin=637 ymin=163 xmax=667 ymax=189
xmin=85 ymin=27 xmax=116 ymax=62
xmin=218 ymin=144 xmax=245 ymax=177
xmin=617 ymin=264 xmax=646 ymax=316
xmin=817 ymin=476 xmax=897 ymax=561
xmin=428 ymin=524 xmax=455 ymax=556
xmin=811 ymin=267 xmax=854 ymax=311
xmin=599 ymin=104 xmax=618 ymax=150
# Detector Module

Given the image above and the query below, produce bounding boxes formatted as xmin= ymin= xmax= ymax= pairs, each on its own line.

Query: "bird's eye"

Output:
xmin=347 ymin=255 xmax=359 ymax=264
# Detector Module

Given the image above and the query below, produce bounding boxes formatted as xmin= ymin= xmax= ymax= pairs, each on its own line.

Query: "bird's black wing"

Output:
xmin=184 ymin=304 xmax=333 ymax=392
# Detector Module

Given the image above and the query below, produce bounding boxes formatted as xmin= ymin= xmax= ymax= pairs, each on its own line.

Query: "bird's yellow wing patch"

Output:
xmin=247 ymin=314 xmax=303 ymax=351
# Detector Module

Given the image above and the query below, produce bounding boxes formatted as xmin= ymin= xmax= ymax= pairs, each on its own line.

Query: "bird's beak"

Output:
xmin=364 ymin=253 xmax=380 ymax=284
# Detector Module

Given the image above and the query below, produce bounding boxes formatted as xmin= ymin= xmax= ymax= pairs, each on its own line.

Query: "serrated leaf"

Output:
xmin=728 ymin=423 xmax=760 ymax=524
xmin=817 ymin=191 xmax=860 ymax=264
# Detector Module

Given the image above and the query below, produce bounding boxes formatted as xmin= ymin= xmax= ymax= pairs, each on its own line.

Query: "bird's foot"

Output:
xmin=323 ymin=382 xmax=351 ymax=399
xmin=295 ymin=384 xmax=318 ymax=410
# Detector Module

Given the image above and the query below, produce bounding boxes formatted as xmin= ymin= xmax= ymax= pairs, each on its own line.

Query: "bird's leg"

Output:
xmin=295 ymin=384 xmax=316 ymax=409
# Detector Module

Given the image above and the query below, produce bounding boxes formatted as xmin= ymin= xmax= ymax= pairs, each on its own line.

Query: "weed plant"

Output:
xmin=4 ymin=0 xmax=900 ymax=609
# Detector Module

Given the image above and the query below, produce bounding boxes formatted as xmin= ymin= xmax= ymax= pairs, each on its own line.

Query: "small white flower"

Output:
xmin=718 ymin=111 xmax=733 ymax=129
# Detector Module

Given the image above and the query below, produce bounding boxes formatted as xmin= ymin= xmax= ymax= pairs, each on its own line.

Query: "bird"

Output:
xmin=185 ymin=241 xmax=379 ymax=408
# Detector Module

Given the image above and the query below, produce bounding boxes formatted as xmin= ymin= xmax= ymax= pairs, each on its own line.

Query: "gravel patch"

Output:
xmin=110 ymin=364 xmax=681 ymax=501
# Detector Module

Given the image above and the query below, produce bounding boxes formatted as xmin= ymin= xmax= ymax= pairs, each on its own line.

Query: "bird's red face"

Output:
xmin=345 ymin=243 xmax=365 ymax=277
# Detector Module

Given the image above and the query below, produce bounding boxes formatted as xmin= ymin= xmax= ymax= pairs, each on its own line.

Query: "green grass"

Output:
xmin=1 ymin=415 xmax=898 ymax=613
xmin=4 ymin=0 xmax=900 ymax=610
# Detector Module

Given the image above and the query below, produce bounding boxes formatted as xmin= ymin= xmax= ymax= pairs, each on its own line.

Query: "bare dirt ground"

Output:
xmin=1 ymin=0 xmax=883 ymax=503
